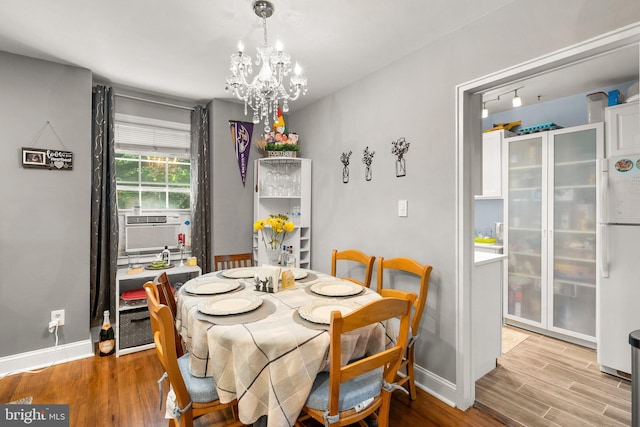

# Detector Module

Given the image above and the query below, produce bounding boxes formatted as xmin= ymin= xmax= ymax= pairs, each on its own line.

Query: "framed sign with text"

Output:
xmin=22 ymin=147 xmax=73 ymax=170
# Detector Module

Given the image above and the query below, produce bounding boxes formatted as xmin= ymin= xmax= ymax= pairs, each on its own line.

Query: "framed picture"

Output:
xmin=22 ymin=148 xmax=46 ymax=167
xmin=21 ymin=147 xmax=73 ymax=170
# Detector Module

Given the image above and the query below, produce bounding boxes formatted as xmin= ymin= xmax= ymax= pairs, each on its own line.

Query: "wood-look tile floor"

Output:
xmin=475 ymin=326 xmax=632 ymax=427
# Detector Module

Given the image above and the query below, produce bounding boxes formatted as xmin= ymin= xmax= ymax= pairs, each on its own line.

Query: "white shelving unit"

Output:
xmin=504 ymin=123 xmax=602 ymax=344
xmin=114 ymin=264 xmax=201 ymax=356
xmin=253 ymin=157 xmax=311 ymax=269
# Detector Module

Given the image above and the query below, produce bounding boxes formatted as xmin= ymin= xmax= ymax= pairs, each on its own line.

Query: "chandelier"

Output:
xmin=225 ymin=0 xmax=308 ymax=131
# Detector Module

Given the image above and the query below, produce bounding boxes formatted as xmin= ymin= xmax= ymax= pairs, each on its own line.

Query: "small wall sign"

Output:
xmin=22 ymin=147 xmax=73 ymax=170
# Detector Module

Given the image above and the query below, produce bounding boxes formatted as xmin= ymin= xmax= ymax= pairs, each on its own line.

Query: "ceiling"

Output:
xmin=482 ymin=45 xmax=639 ymax=115
xmin=0 ymin=0 xmax=637 ymax=113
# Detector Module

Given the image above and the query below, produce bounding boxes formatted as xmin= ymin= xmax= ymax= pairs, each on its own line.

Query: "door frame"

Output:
xmin=455 ymin=22 xmax=640 ymax=410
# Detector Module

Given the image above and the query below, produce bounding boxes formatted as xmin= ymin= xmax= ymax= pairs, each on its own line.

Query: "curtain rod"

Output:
xmin=115 ymin=93 xmax=196 ymax=112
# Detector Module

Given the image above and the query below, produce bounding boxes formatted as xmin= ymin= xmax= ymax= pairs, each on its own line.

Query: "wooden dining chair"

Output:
xmin=156 ymin=272 xmax=178 ymax=318
xmin=295 ymin=292 xmax=416 ymax=427
xmin=146 ymin=292 xmax=244 ymax=427
xmin=376 ymin=257 xmax=433 ymax=401
xmin=330 ymin=249 xmax=376 ymax=288
xmin=144 ymin=281 xmax=185 ymax=357
xmin=213 ymin=253 xmax=254 ymax=271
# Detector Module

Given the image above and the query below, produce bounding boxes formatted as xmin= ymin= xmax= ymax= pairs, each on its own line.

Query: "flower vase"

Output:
xmin=395 ymin=157 xmax=406 ymax=177
xmin=365 ymin=165 xmax=372 ymax=181
xmin=265 ymin=246 xmax=281 ymax=265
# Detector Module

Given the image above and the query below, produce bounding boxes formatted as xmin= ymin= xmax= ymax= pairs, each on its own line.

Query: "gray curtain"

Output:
xmin=90 ymin=85 xmax=118 ymax=325
xmin=191 ymin=105 xmax=212 ymax=273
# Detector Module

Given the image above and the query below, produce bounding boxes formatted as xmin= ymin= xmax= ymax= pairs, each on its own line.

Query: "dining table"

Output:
xmin=174 ymin=267 xmax=388 ymax=427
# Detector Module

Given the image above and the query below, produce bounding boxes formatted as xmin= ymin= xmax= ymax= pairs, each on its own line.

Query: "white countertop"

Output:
xmin=474 ymin=251 xmax=507 ymax=266
xmin=474 ymin=242 xmax=504 ymax=251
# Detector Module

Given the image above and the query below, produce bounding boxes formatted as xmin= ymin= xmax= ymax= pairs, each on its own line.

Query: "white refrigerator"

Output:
xmin=598 ymin=155 xmax=640 ymax=376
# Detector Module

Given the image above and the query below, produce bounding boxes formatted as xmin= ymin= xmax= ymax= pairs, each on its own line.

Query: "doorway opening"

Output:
xmin=455 ymin=22 xmax=640 ymax=410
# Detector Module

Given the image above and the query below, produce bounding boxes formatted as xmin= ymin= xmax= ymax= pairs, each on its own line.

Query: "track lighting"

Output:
xmin=481 ymin=97 xmax=499 ymax=118
xmin=481 ymin=86 xmax=525 ymax=117
xmin=512 ymin=88 xmax=522 ymax=107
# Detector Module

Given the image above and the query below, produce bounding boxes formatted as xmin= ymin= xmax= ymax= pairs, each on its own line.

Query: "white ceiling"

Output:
xmin=482 ymin=45 xmax=639 ymax=115
xmin=0 ymin=0 xmax=516 ymax=108
xmin=0 ymin=0 xmax=637 ymax=113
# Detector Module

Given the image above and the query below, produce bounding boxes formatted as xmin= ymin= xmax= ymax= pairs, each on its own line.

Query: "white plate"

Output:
xmin=310 ymin=280 xmax=363 ymax=297
xmin=222 ymin=267 xmax=260 ymax=279
xmin=288 ymin=268 xmax=309 ymax=280
xmin=198 ymin=295 xmax=263 ymax=316
xmin=184 ymin=278 xmax=239 ymax=295
xmin=298 ymin=300 xmax=360 ymax=324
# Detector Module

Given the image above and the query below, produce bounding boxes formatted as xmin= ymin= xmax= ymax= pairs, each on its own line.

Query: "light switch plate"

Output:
xmin=398 ymin=200 xmax=408 ymax=217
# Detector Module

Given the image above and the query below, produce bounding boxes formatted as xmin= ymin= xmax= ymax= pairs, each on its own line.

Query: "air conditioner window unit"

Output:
xmin=125 ymin=214 xmax=181 ymax=253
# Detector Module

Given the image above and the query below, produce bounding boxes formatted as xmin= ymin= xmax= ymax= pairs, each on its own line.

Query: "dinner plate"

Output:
xmin=222 ymin=267 xmax=260 ymax=279
xmin=310 ymin=280 xmax=363 ymax=297
xmin=198 ymin=295 xmax=263 ymax=316
xmin=183 ymin=278 xmax=240 ymax=295
xmin=290 ymin=268 xmax=308 ymax=280
xmin=298 ymin=300 xmax=360 ymax=324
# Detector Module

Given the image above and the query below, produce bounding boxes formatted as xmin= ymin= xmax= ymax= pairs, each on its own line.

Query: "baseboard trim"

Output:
xmin=0 ymin=339 xmax=94 ymax=377
xmin=412 ymin=363 xmax=457 ymax=407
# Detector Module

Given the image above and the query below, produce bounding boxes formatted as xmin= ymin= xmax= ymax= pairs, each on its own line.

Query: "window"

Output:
xmin=114 ymin=114 xmax=191 ymax=210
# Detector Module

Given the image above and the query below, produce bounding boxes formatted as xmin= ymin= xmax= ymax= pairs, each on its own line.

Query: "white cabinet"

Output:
xmin=504 ymin=123 xmax=602 ymax=343
xmin=476 ymin=130 xmax=513 ymax=199
xmin=473 ymin=252 xmax=507 ymax=381
xmin=253 ymin=158 xmax=311 ymax=268
xmin=605 ymin=101 xmax=640 ymax=157
xmin=115 ymin=265 xmax=201 ymax=356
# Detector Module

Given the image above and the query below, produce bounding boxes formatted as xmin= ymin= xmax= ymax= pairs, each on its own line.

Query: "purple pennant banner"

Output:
xmin=229 ymin=120 xmax=254 ymax=187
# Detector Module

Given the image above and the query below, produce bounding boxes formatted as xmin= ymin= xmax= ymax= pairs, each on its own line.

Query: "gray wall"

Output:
xmin=210 ymin=99 xmax=258 ymax=262
xmin=0 ymin=51 xmax=92 ymax=356
xmin=291 ymin=0 xmax=640 ymax=384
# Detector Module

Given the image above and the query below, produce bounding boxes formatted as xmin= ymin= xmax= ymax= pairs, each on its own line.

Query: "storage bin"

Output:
xmin=119 ymin=308 xmax=153 ymax=349
xmin=586 ymin=92 xmax=607 ymax=123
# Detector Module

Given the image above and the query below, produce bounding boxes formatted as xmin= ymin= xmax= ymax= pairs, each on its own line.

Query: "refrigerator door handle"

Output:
xmin=600 ymin=160 xmax=609 ymax=224
xmin=600 ymin=224 xmax=609 ymax=278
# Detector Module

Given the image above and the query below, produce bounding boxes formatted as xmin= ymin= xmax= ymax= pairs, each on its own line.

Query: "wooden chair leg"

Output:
xmin=407 ymin=349 xmax=417 ymax=400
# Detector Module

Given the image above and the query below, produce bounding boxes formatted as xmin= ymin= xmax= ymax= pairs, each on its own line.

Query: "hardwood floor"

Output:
xmin=2 ymin=329 xmax=626 ymax=426
xmin=475 ymin=326 xmax=632 ymax=426
xmin=0 ymin=349 xmax=502 ymax=427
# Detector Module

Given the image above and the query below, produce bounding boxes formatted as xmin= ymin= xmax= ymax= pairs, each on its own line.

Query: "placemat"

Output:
xmin=291 ymin=310 xmax=330 ymax=331
xmin=295 ymin=271 xmax=318 ymax=283
xmin=194 ymin=298 xmax=276 ymax=325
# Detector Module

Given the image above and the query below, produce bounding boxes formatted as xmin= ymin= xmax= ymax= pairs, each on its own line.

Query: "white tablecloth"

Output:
xmin=175 ymin=270 xmax=385 ymax=427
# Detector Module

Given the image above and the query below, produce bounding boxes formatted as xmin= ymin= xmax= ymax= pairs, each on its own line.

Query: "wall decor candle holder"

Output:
xmin=362 ymin=147 xmax=375 ymax=181
xmin=340 ymin=150 xmax=352 ymax=183
xmin=391 ymin=137 xmax=410 ymax=177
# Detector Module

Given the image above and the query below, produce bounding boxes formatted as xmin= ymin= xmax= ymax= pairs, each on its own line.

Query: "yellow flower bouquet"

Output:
xmin=254 ymin=214 xmax=295 ymax=250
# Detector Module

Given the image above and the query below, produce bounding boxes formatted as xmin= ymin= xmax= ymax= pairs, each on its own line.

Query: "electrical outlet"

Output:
xmin=51 ymin=309 xmax=65 ymax=326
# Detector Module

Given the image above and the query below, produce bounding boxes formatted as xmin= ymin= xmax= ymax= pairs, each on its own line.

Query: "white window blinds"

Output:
xmin=114 ymin=113 xmax=190 ymax=157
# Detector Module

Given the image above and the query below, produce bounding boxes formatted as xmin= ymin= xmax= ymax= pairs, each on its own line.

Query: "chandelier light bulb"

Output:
xmin=275 ymin=39 xmax=283 ymax=52
xmin=294 ymin=63 xmax=302 ymax=76
xmin=482 ymin=107 xmax=488 ymax=118
xmin=237 ymin=41 xmax=244 ymax=53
